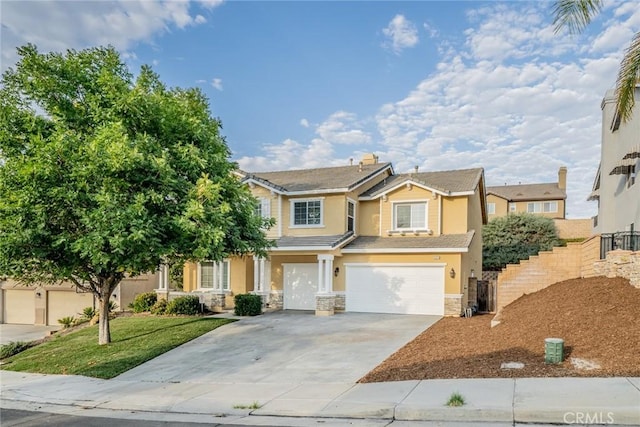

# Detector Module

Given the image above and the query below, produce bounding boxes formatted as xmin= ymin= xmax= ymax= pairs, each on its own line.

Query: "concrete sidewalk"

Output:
xmin=1 ymin=371 xmax=638 ymax=425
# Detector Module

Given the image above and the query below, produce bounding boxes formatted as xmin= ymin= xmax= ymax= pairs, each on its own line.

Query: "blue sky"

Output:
xmin=2 ymin=1 xmax=638 ymax=218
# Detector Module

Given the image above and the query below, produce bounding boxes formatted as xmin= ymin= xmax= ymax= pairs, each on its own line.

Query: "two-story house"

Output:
xmin=486 ymin=167 xmax=567 ymax=221
xmin=181 ymin=154 xmax=487 ymax=316
xmin=589 ymin=86 xmax=640 ymax=235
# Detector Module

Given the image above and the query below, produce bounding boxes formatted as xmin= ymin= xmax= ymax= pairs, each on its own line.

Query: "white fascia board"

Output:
xmin=344 ymin=262 xmax=447 ymax=267
xmin=244 ymin=179 xmax=285 ymax=195
xmin=341 ymin=247 xmax=469 ymax=254
xmin=359 ymin=180 xmax=474 ymax=200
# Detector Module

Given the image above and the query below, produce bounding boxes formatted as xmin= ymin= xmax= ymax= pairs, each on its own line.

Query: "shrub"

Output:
xmin=132 ymin=292 xmax=158 ymax=313
xmin=0 ymin=341 xmax=32 ymax=359
xmin=108 ymin=300 xmax=119 ymax=312
xmin=81 ymin=306 xmax=96 ymax=319
xmin=234 ymin=294 xmax=262 ymax=316
xmin=165 ymin=295 xmax=200 ymax=315
xmin=150 ymin=298 xmax=168 ymax=315
xmin=483 ymin=213 xmax=561 ymax=271
xmin=58 ymin=316 xmax=75 ymax=328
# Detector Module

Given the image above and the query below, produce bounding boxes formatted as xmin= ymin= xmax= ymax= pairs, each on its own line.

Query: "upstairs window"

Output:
xmin=347 ymin=200 xmax=355 ymax=232
xmin=394 ymin=202 xmax=427 ymax=230
xmin=292 ymin=199 xmax=323 ymax=226
xmin=199 ymin=260 xmax=230 ymax=291
xmin=487 ymin=202 xmax=496 ymax=215
xmin=509 ymin=202 xmax=517 ymax=213
xmin=255 ymin=197 xmax=271 ymax=218
xmin=527 ymin=201 xmax=558 ymax=213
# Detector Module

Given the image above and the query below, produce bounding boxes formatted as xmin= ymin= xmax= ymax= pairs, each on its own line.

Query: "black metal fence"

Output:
xmin=600 ymin=232 xmax=640 ymax=259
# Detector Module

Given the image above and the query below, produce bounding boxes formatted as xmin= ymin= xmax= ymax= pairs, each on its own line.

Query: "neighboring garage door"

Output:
xmin=47 ymin=291 xmax=94 ymax=326
xmin=346 ymin=264 xmax=445 ymax=315
xmin=4 ymin=290 xmax=36 ymax=324
xmin=283 ymin=263 xmax=318 ymax=310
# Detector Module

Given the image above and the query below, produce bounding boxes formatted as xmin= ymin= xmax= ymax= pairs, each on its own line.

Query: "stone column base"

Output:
xmin=268 ymin=290 xmax=283 ymax=309
xmin=316 ymin=294 xmax=336 ymax=316
xmin=334 ymin=293 xmax=346 ymax=312
xmin=200 ymin=292 xmax=225 ymax=312
xmin=444 ymin=294 xmax=463 ymax=316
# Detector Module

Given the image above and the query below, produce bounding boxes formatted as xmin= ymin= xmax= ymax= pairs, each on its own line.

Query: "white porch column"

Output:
xmin=259 ymin=258 xmax=266 ymax=292
xmin=158 ymin=264 xmax=168 ymax=290
xmin=317 ymin=255 xmax=334 ymax=294
xmin=253 ymin=257 xmax=260 ymax=292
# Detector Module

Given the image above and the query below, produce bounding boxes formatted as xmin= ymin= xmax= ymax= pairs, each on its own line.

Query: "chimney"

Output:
xmin=358 ymin=161 xmax=363 ymax=172
xmin=558 ymin=166 xmax=567 ymax=190
xmin=349 ymin=158 xmax=353 ymax=166
xmin=414 ymin=165 xmax=419 ymax=174
xmin=360 ymin=153 xmax=378 ymax=165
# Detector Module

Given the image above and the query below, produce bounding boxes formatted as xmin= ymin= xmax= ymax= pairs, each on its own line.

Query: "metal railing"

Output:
xmin=600 ymin=231 xmax=640 ymax=259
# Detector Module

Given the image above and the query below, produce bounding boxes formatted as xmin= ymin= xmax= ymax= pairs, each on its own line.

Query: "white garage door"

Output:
xmin=47 ymin=291 xmax=94 ymax=326
xmin=4 ymin=290 xmax=36 ymax=324
xmin=283 ymin=263 xmax=318 ymax=310
xmin=346 ymin=264 xmax=445 ymax=315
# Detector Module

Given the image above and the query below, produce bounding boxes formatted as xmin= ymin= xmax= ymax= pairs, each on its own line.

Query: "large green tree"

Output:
xmin=0 ymin=45 xmax=272 ymax=344
xmin=482 ymin=213 xmax=561 ymax=271
xmin=553 ymin=0 xmax=639 ymax=122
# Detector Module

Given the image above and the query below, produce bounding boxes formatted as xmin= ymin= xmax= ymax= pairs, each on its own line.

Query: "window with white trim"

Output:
xmin=347 ymin=200 xmax=355 ymax=232
xmin=255 ymin=197 xmax=271 ymax=218
xmin=527 ymin=201 xmax=558 ymax=213
xmin=393 ymin=202 xmax=427 ymax=230
xmin=291 ymin=199 xmax=322 ymax=226
xmin=199 ymin=260 xmax=230 ymax=291
xmin=487 ymin=202 xmax=496 ymax=215
xmin=509 ymin=202 xmax=516 ymax=213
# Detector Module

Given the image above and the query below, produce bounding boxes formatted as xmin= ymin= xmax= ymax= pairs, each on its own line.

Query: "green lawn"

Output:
xmin=1 ymin=316 xmax=233 ymax=379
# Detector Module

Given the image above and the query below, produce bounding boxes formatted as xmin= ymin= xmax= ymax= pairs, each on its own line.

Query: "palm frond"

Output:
xmin=615 ymin=31 xmax=640 ymax=122
xmin=552 ymin=0 xmax=603 ymax=35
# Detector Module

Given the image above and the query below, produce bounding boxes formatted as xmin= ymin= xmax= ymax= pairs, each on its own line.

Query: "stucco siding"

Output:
xmin=358 ymin=200 xmax=381 ymax=236
xmin=442 ymin=197 xmax=468 ymax=234
xmin=281 ymin=194 xmax=346 ymax=236
xmin=250 ymin=185 xmax=279 ymax=239
xmin=379 ymin=185 xmax=439 ymax=236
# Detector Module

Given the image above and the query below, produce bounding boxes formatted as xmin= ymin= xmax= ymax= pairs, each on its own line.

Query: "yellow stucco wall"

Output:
xmin=280 ymin=194 xmax=346 ymax=236
xmin=378 ymin=185 xmax=439 ymax=236
xmin=442 ymin=197 xmax=468 ymax=234
xmin=358 ymin=200 xmax=381 ymax=236
xmin=487 ymin=194 xmax=565 ymax=220
xmin=250 ymin=185 xmax=279 ymax=239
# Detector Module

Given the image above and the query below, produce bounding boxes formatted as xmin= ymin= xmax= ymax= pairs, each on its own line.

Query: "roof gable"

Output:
xmin=241 ymin=163 xmax=393 ymax=195
xmin=359 ymin=168 xmax=484 ymax=199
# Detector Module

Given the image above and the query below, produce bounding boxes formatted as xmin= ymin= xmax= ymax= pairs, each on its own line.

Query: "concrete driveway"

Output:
xmin=0 ymin=324 xmax=60 ymax=345
xmin=116 ymin=311 xmax=440 ymax=384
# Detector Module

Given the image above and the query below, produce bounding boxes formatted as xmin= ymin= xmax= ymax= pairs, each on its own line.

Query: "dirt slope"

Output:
xmin=360 ymin=276 xmax=640 ymax=382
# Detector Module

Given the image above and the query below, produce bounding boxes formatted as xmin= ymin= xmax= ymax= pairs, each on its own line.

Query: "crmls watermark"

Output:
xmin=563 ymin=411 xmax=615 ymax=424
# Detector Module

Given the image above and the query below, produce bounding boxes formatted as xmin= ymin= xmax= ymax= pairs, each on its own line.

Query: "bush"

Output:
xmin=81 ymin=306 xmax=96 ymax=319
xmin=234 ymin=294 xmax=262 ymax=316
xmin=483 ymin=213 xmax=561 ymax=271
xmin=0 ymin=341 xmax=32 ymax=359
xmin=58 ymin=316 xmax=75 ymax=328
xmin=150 ymin=298 xmax=168 ymax=315
xmin=165 ymin=295 xmax=200 ymax=315
xmin=132 ymin=292 xmax=158 ymax=313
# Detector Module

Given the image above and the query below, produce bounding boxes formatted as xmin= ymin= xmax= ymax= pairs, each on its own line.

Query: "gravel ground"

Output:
xmin=360 ymin=276 xmax=640 ymax=382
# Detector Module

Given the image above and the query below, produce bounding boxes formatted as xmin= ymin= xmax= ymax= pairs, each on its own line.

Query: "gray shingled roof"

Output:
xmin=360 ymin=168 xmax=483 ymax=198
xmin=487 ymin=183 xmax=566 ymax=201
xmin=273 ymin=232 xmax=354 ymax=250
xmin=243 ymin=163 xmax=392 ymax=193
xmin=343 ymin=231 xmax=475 ymax=251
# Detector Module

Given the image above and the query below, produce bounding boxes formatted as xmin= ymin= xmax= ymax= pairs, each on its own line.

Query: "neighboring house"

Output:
xmin=486 ymin=166 xmax=567 ymax=221
xmin=179 ymin=154 xmax=487 ymax=316
xmin=0 ymin=274 xmax=158 ymax=325
xmin=589 ymin=86 xmax=640 ymax=236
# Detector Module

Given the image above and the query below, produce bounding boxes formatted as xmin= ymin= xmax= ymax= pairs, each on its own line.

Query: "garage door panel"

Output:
xmin=346 ymin=265 xmax=444 ymax=315
xmin=283 ymin=263 xmax=318 ymax=310
xmin=4 ymin=290 xmax=36 ymax=324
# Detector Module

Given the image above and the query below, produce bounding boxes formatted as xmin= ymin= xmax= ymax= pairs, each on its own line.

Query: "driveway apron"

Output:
xmin=115 ymin=311 xmax=439 ymax=384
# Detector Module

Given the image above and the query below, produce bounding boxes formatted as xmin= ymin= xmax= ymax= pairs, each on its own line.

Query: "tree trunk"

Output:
xmin=98 ymin=295 xmax=111 ymax=345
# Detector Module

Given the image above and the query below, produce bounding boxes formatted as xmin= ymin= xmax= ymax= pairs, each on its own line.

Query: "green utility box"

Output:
xmin=545 ymin=338 xmax=564 ymax=364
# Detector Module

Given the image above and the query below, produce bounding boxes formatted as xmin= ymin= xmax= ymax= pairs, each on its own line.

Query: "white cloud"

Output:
xmin=300 ymin=118 xmax=310 ymax=128
xmin=196 ymin=79 xmax=207 ymax=84
xmin=382 ymin=14 xmax=419 ymax=54
xmin=0 ymin=0 xmax=222 ymax=72
xmin=315 ymin=111 xmax=371 ymax=145
xmin=211 ymin=78 xmax=223 ymax=91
